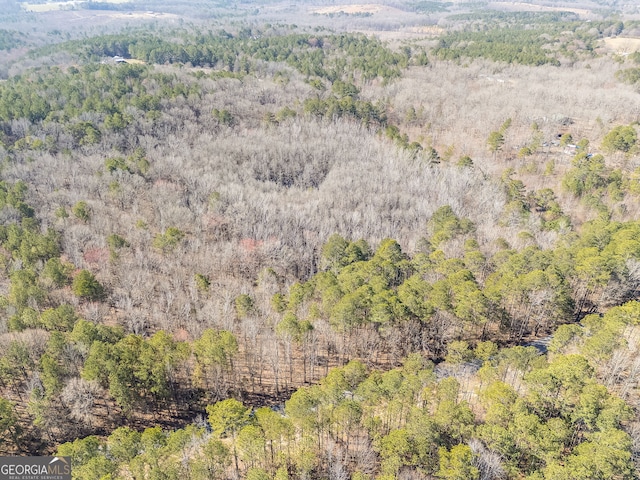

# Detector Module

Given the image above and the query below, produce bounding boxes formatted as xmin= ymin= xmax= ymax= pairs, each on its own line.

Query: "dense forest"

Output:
xmin=1 ymin=0 xmax=640 ymax=478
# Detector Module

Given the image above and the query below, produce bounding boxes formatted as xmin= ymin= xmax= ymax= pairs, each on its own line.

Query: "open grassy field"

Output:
xmin=602 ymin=37 xmax=640 ymax=54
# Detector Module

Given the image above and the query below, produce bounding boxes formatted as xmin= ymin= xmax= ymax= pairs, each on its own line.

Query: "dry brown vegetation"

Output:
xmin=2 ymin=2 xmax=640 ymax=472
xmin=602 ymin=36 xmax=640 ymax=53
xmin=381 ymin=56 xmax=640 ymax=220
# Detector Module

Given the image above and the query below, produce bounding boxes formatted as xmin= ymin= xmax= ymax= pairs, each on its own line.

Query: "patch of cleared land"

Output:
xmin=602 ymin=37 xmax=640 ymax=54
xmin=22 ymin=7 xmax=177 ymax=24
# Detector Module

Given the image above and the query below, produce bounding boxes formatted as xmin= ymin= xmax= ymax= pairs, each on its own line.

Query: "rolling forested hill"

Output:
xmin=1 ymin=0 xmax=640 ymax=478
